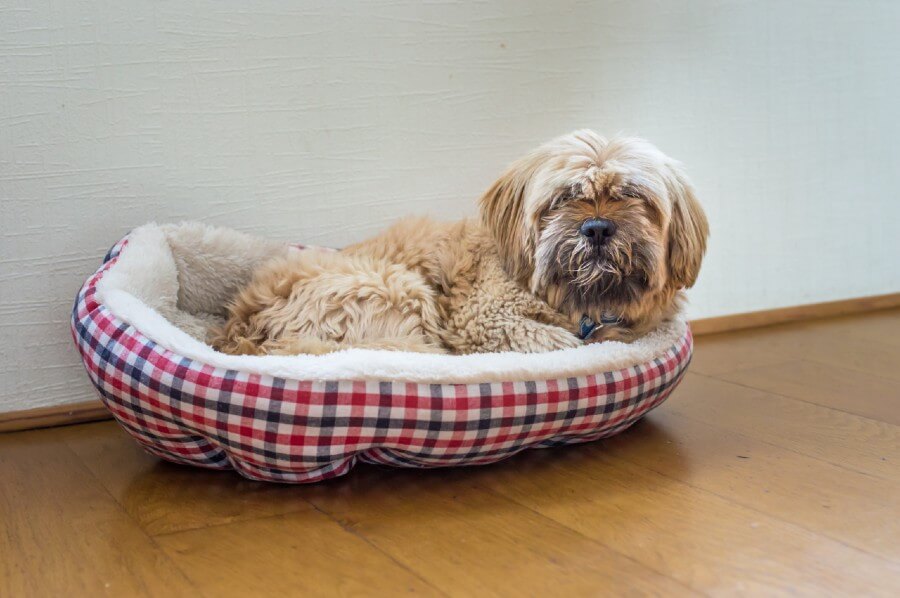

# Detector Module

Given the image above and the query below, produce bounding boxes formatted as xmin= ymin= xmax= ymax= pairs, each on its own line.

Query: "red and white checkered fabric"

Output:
xmin=72 ymin=237 xmax=693 ymax=483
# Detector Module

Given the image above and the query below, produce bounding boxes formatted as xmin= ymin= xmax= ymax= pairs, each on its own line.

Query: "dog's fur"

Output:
xmin=212 ymin=130 xmax=708 ymax=355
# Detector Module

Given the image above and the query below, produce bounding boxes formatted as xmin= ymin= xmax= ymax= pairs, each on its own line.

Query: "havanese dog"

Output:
xmin=213 ymin=130 xmax=708 ymax=355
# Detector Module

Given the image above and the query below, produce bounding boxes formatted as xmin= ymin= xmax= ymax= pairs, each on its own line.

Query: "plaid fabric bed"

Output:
xmin=71 ymin=237 xmax=693 ymax=484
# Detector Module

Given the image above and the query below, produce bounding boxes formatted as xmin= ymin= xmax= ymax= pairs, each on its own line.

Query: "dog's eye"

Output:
xmin=550 ymin=187 xmax=579 ymax=209
xmin=619 ymin=186 xmax=644 ymax=200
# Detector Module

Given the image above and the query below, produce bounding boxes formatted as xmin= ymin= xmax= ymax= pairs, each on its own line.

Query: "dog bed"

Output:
xmin=71 ymin=223 xmax=693 ymax=483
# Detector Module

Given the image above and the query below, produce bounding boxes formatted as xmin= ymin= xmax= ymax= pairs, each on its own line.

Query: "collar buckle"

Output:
xmin=578 ymin=313 xmax=621 ymax=340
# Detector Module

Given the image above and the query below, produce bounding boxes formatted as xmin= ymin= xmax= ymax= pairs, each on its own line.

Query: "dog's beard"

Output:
xmin=533 ymin=217 xmax=659 ymax=315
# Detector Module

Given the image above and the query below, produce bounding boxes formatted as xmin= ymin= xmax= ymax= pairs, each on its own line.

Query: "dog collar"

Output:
xmin=578 ymin=313 xmax=621 ymax=340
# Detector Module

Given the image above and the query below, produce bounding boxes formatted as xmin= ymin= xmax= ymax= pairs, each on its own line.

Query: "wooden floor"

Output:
xmin=2 ymin=309 xmax=900 ymax=596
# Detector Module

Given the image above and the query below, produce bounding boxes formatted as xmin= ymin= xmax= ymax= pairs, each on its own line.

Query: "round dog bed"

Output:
xmin=71 ymin=223 xmax=693 ymax=483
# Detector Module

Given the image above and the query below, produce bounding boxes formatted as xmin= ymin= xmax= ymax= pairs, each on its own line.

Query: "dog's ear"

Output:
xmin=478 ymin=160 xmax=537 ymax=282
xmin=664 ymin=164 xmax=708 ymax=289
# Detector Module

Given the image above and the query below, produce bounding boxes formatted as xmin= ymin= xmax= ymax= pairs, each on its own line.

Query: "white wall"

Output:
xmin=2 ymin=0 xmax=899 ymax=413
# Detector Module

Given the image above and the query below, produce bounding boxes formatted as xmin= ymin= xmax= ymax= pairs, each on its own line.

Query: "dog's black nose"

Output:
xmin=579 ymin=218 xmax=617 ymax=244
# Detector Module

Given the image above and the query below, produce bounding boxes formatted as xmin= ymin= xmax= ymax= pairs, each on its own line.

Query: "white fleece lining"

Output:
xmin=95 ymin=223 xmax=688 ymax=384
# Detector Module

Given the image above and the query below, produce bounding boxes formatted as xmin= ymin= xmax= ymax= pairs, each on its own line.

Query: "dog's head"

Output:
xmin=479 ymin=130 xmax=708 ymax=329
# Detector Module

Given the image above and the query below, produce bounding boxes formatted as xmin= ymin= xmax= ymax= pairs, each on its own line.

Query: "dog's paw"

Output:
xmin=508 ymin=321 xmax=581 ymax=353
xmin=538 ymin=324 xmax=583 ymax=351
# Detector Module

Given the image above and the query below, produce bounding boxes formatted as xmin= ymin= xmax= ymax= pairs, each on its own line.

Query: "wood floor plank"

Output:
xmin=805 ymin=308 xmax=900 ymax=348
xmin=300 ymin=465 xmax=693 ymax=597
xmin=791 ymin=332 xmax=900 ymax=381
xmin=58 ymin=421 xmax=310 ymax=536
xmin=691 ymin=327 xmax=810 ymax=376
xmin=469 ymin=441 xmax=900 ymax=595
xmin=670 ymin=373 xmax=900 ymax=482
xmin=599 ymin=411 xmax=900 ymax=562
xmin=691 ymin=308 xmax=900 ymax=379
xmin=717 ymin=359 xmax=900 ymax=425
xmin=154 ymin=506 xmax=441 ymax=597
xmin=0 ymin=429 xmax=198 ymax=597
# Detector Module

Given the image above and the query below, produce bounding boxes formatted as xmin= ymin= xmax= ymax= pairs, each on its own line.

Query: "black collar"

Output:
xmin=578 ymin=313 xmax=622 ymax=340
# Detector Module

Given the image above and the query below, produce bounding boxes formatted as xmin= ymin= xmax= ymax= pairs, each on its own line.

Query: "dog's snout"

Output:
xmin=579 ymin=218 xmax=617 ymax=244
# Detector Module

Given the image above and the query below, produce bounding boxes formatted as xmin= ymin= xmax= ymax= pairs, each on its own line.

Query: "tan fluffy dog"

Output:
xmin=213 ymin=130 xmax=708 ymax=355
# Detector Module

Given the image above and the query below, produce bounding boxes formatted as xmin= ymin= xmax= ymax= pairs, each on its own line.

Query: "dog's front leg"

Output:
xmin=440 ymin=287 xmax=583 ymax=354
xmin=503 ymin=318 xmax=583 ymax=353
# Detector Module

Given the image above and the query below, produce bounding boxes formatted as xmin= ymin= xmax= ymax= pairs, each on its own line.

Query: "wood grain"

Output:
xmin=154 ymin=506 xmax=440 ymax=597
xmin=58 ymin=422 xmax=311 ymax=536
xmin=671 ymin=373 xmax=900 ymax=482
xmin=0 ymin=429 xmax=197 ymax=597
xmin=473 ymin=442 xmax=900 ymax=595
xmin=690 ymin=308 xmax=900 ymax=378
xmin=743 ymin=305 xmax=900 ymax=349
xmin=301 ymin=466 xmax=692 ymax=596
xmin=600 ymin=412 xmax=900 ymax=562
xmin=3 ymin=308 xmax=900 ymax=595
xmin=718 ymin=360 xmax=900 ymax=425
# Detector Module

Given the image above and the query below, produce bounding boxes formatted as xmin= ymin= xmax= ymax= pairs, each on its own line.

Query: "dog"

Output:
xmin=212 ymin=130 xmax=708 ymax=355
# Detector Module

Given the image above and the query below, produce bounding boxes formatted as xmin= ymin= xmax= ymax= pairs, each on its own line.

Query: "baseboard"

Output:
xmin=3 ymin=292 xmax=898 ymax=433
xmin=0 ymin=400 xmax=112 ymax=434
xmin=689 ymin=292 xmax=900 ymax=336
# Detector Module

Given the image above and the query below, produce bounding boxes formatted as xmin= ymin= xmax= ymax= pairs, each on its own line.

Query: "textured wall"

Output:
xmin=2 ymin=1 xmax=899 ymax=412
